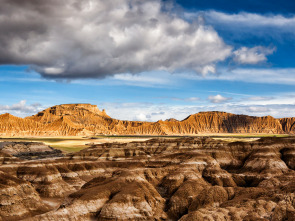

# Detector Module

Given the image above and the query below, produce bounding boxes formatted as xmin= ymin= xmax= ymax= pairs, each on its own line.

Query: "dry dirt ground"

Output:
xmin=0 ymin=134 xmax=286 ymax=153
xmin=0 ymin=136 xmax=151 ymax=152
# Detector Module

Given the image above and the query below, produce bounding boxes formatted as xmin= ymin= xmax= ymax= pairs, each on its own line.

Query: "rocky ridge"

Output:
xmin=0 ymin=142 xmax=64 ymax=160
xmin=0 ymin=137 xmax=295 ymax=220
xmin=0 ymin=104 xmax=295 ymax=136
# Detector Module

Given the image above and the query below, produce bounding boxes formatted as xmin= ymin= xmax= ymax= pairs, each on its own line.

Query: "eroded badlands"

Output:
xmin=0 ymin=137 xmax=295 ymax=220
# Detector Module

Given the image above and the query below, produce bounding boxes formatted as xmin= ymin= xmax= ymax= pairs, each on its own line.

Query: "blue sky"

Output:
xmin=0 ymin=0 xmax=295 ymax=121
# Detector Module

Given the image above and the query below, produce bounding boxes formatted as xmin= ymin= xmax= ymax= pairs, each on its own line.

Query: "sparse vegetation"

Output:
xmin=0 ymin=134 xmax=291 ymax=152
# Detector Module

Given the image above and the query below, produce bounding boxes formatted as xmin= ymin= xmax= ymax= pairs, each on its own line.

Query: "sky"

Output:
xmin=0 ymin=0 xmax=295 ymax=121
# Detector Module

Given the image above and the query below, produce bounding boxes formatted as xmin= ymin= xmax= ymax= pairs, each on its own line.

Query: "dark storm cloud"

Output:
xmin=0 ymin=0 xmax=232 ymax=79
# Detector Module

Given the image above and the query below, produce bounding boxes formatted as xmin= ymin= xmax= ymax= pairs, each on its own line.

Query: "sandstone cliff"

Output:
xmin=0 ymin=103 xmax=294 ymax=136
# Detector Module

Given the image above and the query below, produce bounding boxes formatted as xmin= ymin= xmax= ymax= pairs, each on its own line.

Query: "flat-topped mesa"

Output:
xmin=38 ymin=103 xmax=108 ymax=117
xmin=28 ymin=104 xmax=110 ymax=123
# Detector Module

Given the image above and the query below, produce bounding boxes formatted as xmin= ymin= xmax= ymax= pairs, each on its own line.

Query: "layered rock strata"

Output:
xmin=0 ymin=142 xmax=63 ymax=160
xmin=0 ymin=137 xmax=295 ymax=220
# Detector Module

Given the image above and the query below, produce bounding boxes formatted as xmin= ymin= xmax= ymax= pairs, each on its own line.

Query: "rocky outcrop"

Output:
xmin=0 ymin=171 xmax=51 ymax=220
xmin=0 ymin=137 xmax=295 ymax=220
xmin=0 ymin=142 xmax=64 ymax=160
xmin=0 ymin=113 xmax=42 ymax=136
xmin=0 ymin=103 xmax=294 ymax=136
xmin=280 ymin=117 xmax=295 ymax=133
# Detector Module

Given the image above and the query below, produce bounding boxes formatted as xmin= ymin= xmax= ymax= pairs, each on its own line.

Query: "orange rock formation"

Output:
xmin=0 ymin=103 xmax=294 ymax=136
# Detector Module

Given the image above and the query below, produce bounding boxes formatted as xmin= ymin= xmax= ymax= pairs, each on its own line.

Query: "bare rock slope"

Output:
xmin=0 ymin=142 xmax=63 ymax=160
xmin=0 ymin=137 xmax=295 ymax=220
xmin=0 ymin=103 xmax=295 ymax=136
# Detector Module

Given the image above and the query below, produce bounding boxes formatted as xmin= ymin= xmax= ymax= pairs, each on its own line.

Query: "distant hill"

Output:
xmin=0 ymin=104 xmax=294 ymax=136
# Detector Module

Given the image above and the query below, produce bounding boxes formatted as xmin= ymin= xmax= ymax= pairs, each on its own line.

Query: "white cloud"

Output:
xmin=185 ymin=97 xmax=201 ymax=102
xmin=246 ymin=106 xmax=270 ymax=113
xmin=171 ymin=97 xmax=201 ymax=102
xmin=240 ymin=94 xmax=295 ymax=106
xmin=133 ymin=113 xmax=148 ymax=121
xmin=0 ymin=0 xmax=232 ymax=79
xmin=111 ymin=72 xmax=173 ymax=87
xmin=178 ymin=68 xmax=295 ymax=86
xmin=151 ymin=112 xmax=165 ymax=116
xmin=219 ymin=68 xmax=295 ymax=85
xmin=0 ymin=100 xmax=44 ymax=117
xmin=233 ymin=46 xmax=275 ymax=64
xmin=208 ymin=94 xmax=232 ymax=103
xmin=101 ymin=101 xmax=295 ymax=122
xmin=69 ymin=67 xmax=295 ymax=89
xmin=101 ymin=102 xmax=186 ymax=121
xmin=225 ymin=104 xmax=295 ymax=118
xmin=201 ymin=11 xmax=295 ymax=29
xmin=247 ymin=96 xmax=275 ymax=101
